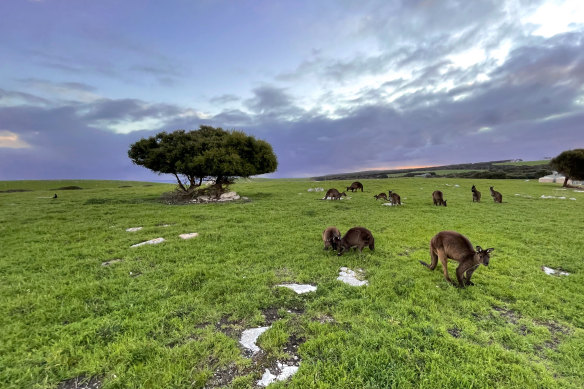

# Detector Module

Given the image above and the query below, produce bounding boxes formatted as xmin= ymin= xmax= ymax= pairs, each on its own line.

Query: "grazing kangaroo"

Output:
xmin=322 ymin=227 xmax=341 ymax=250
xmin=337 ymin=227 xmax=374 ymax=256
xmin=471 ymin=185 xmax=481 ymax=202
xmin=374 ymin=192 xmax=388 ymax=201
xmin=420 ymin=231 xmax=494 ymax=287
xmin=53 ymin=193 xmax=58 ymax=199
xmin=346 ymin=181 xmax=364 ymax=192
xmin=324 ymin=188 xmax=346 ymax=200
xmin=490 ymin=186 xmax=502 ymax=203
xmin=388 ymin=190 xmax=401 ymax=205
xmin=432 ymin=190 xmax=447 ymax=206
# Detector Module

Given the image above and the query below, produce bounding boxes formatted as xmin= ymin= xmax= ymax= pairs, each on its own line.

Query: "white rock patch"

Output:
xmin=322 ymin=196 xmax=350 ymax=200
xmin=307 ymin=187 xmax=324 ymax=192
xmin=101 ymin=259 xmax=123 ymax=266
xmin=131 ymin=237 xmax=165 ymax=247
xmin=257 ymin=363 xmax=299 ymax=387
xmin=337 ymin=267 xmax=368 ymax=286
xmin=179 ymin=232 xmax=199 ymax=240
xmin=542 ymin=266 xmax=570 ymax=276
xmin=541 ymin=195 xmax=566 ymax=199
xmin=454 ymin=184 xmax=460 ymax=187
xmin=276 ymin=284 xmax=317 ymax=294
xmin=239 ymin=326 xmax=270 ymax=354
xmin=126 ymin=227 xmax=143 ymax=232
xmin=218 ymin=191 xmax=240 ymax=202
xmin=574 ymin=190 xmax=584 ymax=193
xmin=382 ymin=202 xmax=395 ymax=206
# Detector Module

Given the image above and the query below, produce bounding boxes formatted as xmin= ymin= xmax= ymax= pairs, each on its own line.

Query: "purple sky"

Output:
xmin=1 ymin=0 xmax=583 ymax=180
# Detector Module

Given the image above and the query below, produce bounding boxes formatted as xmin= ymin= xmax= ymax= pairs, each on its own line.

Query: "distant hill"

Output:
xmin=312 ymin=160 xmax=552 ymax=181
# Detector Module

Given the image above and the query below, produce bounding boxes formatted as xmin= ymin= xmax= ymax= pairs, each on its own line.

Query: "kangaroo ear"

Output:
xmin=485 ymin=248 xmax=494 ymax=253
xmin=476 ymin=246 xmax=483 ymax=252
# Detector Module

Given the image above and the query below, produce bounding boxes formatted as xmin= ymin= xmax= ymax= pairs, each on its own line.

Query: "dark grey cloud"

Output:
xmin=81 ymin=99 xmax=183 ymax=122
xmin=243 ymin=86 xmax=305 ymax=121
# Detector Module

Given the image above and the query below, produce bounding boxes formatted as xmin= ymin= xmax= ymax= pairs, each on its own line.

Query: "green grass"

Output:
xmin=493 ymin=160 xmax=550 ymax=166
xmin=1 ymin=178 xmax=583 ymax=388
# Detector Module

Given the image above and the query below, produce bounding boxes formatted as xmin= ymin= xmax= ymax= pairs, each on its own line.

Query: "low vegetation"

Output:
xmin=1 ymin=178 xmax=583 ymax=388
xmin=314 ymin=160 xmax=552 ymax=181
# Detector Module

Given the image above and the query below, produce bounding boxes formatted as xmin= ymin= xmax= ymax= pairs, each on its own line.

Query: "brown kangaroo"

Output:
xmin=489 ymin=186 xmax=502 ymax=203
xmin=419 ymin=231 xmax=494 ymax=287
xmin=374 ymin=192 xmax=388 ymax=201
xmin=322 ymin=227 xmax=341 ymax=251
xmin=388 ymin=190 xmax=401 ymax=205
xmin=324 ymin=188 xmax=346 ymax=200
xmin=432 ymin=190 xmax=447 ymax=206
xmin=471 ymin=185 xmax=481 ymax=202
xmin=337 ymin=227 xmax=374 ymax=256
xmin=346 ymin=181 xmax=364 ymax=192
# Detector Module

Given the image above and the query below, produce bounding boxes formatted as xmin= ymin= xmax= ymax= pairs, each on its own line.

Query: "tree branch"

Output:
xmin=173 ymin=173 xmax=187 ymax=192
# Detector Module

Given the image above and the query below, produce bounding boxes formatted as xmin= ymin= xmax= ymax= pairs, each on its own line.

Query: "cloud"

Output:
xmin=243 ymin=86 xmax=305 ymax=120
xmin=209 ymin=94 xmax=241 ymax=105
xmin=0 ymin=88 xmax=50 ymax=106
xmin=17 ymin=78 xmax=101 ymax=103
xmin=0 ymin=130 xmax=31 ymax=149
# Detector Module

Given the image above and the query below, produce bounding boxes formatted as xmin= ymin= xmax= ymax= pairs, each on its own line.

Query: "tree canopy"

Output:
xmin=550 ymin=148 xmax=584 ymax=187
xmin=128 ymin=126 xmax=278 ymax=192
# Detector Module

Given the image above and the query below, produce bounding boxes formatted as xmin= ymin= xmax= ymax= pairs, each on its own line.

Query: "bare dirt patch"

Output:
xmin=534 ymin=320 xmax=572 ymax=350
xmin=313 ymin=314 xmax=335 ymax=324
xmin=493 ymin=306 xmax=520 ymax=325
xmin=447 ymin=327 xmax=462 ymax=338
xmin=57 ymin=375 xmax=102 ymax=389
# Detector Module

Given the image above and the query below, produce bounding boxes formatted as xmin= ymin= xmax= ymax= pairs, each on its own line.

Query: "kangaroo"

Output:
xmin=489 ymin=186 xmax=502 ymax=203
xmin=432 ymin=190 xmax=447 ymax=206
xmin=324 ymin=188 xmax=346 ymax=200
xmin=419 ymin=231 xmax=494 ymax=287
xmin=374 ymin=193 xmax=388 ymax=201
xmin=322 ymin=227 xmax=341 ymax=251
xmin=346 ymin=181 xmax=364 ymax=192
xmin=471 ymin=185 xmax=481 ymax=202
xmin=337 ymin=227 xmax=374 ymax=256
xmin=53 ymin=193 xmax=58 ymax=199
xmin=388 ymin=190 xmax=401 ymax=205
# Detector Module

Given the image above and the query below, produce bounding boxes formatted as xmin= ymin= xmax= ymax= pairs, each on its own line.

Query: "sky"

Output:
xmin=1 ymin=0 xmax=583 ymax=180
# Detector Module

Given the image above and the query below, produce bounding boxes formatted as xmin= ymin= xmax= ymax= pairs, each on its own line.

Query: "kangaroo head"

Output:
xmin=443 ymin=199 xmax=447 ymax=207
xmin=472 ymin=185 xmax=476 ymax=191
xmin=475 ymin=246 xmax=494 ymax=266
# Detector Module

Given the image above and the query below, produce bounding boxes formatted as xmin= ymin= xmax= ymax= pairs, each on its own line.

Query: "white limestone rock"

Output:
xmin=337 ymin=267 xmax=368 ymax=286
xmin=276 ymin=284 xmax=317 ymax=294
xmin=131 ymin=237 xmax=165 ymax=247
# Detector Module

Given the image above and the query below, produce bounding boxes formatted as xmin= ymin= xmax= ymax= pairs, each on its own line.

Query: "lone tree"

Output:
xmin=550 ymin=149 xmax=584 ymax=187
xmin=128 ymin=126 xmax=278 ymax=193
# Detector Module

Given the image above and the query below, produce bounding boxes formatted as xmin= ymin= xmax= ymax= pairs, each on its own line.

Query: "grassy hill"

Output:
xmin=1 ymin=178 xmax=583 ymax=388
xmin=313 ymin=160 xmax=553 ymax=181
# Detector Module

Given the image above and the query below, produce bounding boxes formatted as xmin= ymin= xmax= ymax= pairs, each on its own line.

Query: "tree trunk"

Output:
xmin=173 ymin=173 xmax=187 ymax=192
xmin=563 ymin=176 xmax=569 ymax=187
